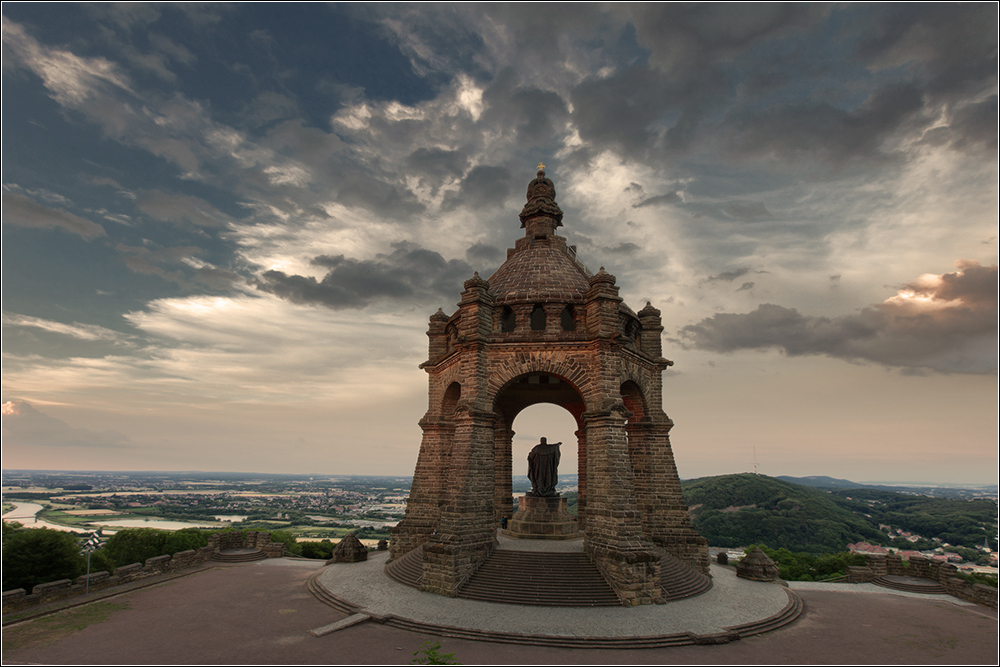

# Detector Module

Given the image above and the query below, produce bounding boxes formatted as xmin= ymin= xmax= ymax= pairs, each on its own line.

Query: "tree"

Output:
xmin=102 ymin=528 xmax=169 ymax=567
xmin=2 ymin=528 xmax=86 ymax=592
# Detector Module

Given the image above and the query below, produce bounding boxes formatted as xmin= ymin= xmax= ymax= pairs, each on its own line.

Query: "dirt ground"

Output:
xmin=3 ymin=560 xmax=997 ymax=665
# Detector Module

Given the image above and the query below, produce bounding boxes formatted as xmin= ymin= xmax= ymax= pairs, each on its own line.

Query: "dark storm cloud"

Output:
xmin=257 ymin=241 xmax=475 ymax=309
xmin=569 ymin=67 xmax=678 ymax=156
xmin=629 ymin=3 xmax=825 ymax=71
xmin=2 ymin=399 xmax=131 ymax=448
xmin=606 ymin=243 xmax=642 ymax=255
xmin=566 ymin=4 xmax=825 ymax=158
xmin=854 ymin=3 xmax=998 ymax=99
xmin=404 ymin=147 xmax=469 ymax=194
xmin=679 ymin=261 xmax=998 ymax=374
xmin=2 ymin=191 xmax=106 ymax=239
xmin=705 ymin=268 xmax=752 ymax=283
xmin=724 ymin=84 xmax=925 ymax=164
xmin=466 ymin=242 xmax=503 ymax=266
xmin=921 ymin=96 xmax=999 ymax=154
xmin=633 ymin=192 xmax=681 ymax=208
xmin=441 ymin=165 xmax=513 ymax=211
xmin=481 ymin=69 xmax=570 ymax=146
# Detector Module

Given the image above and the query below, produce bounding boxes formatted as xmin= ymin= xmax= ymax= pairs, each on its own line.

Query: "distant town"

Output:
xmin=2 ymin=469 xmax=996 ymax=575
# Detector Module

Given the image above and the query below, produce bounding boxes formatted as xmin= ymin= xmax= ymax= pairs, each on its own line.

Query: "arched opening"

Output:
xmin=560 ymin=304 xmax=576 ymax=331
xmin=491 ymin=371 xmax=587 ymax=525
xmin=511 ymin=403 xmax=580 ymax=497
xmin=442 ymin=381 xmax=461 ymax=414
xmin=501 ymin=306 xmax=516 ymax=332
xmin=530 ymin=303 xmax=546 ymax=330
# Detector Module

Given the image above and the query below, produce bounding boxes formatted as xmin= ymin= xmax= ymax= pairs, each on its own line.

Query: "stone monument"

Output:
xmin=390 ymin=166 xmax=708 ymax=605
xmin=505 ymin=437 xmax=579 ymax=540
xmin=527 ymin=437 xmax=560 ymax=497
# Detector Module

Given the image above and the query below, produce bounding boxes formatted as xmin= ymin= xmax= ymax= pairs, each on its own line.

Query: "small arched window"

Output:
xmin=560 ymin=305 xmax=576 ymax=331
xmin=530 ymin=304 xmax=546 ymax=331
xmin=501 ymin=306 xmax=516 ymax=332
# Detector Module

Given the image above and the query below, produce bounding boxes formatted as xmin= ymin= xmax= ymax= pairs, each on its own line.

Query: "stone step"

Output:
xmin=872 ymin=575 xmax=948 ymax=595
xmin=386 ymin=545 xmax=712 ymax=606
xmin=210 ymin=549 xmax=267 ymax=563
xmin=385 ymin=546 xmax=424 ymax=587
xmin=657 ymin=551 xmax=712 ymax=601
xmin=458 ymin=550 xmax=620 ymax=606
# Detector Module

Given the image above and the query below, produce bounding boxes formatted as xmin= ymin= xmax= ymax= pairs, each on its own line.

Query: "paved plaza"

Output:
xmin=3 ymin=555 xmax=996 ymax=665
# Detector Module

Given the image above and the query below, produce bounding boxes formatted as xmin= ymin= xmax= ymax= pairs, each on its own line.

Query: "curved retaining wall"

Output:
xmin=856 ymin=553 xmax=997 ymax=609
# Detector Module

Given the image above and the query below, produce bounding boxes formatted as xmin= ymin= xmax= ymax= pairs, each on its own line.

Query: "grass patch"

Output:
xmin=2 ymin=600 xmax=130 ymax=652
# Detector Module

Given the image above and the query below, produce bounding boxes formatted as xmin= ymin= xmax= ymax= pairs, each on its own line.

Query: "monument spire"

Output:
xmin=518 ymin=164 xmax=564 ymax=238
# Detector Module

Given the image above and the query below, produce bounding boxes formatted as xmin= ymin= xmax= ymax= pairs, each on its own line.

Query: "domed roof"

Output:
xmin=487 ymin=240 xmax=591 ymax=305
xmin=486 ymin=167 xmax=591 ymax=305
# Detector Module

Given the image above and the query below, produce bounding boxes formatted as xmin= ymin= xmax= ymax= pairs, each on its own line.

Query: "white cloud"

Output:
xmin=2 ymin=314 xmax=132 ymax=344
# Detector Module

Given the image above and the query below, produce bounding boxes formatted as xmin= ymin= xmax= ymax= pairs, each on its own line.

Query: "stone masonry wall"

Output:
xmin=865 ymin=553 xmax=997 ymax=609
xmin=2 ymin=546 xmax=215 ymax=614
xmin=3 ymin=531 xmax=286 ymax=614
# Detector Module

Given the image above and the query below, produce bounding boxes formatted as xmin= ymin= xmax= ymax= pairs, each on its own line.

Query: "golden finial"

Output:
xmin=537 ymin=162 xmax=545 ymax=171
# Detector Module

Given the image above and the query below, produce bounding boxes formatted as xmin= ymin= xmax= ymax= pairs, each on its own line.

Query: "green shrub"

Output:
xmin=2 ymin=528 xmax=85 ymax=592
xmin=411 ymin=641 xmax=460 ymax=665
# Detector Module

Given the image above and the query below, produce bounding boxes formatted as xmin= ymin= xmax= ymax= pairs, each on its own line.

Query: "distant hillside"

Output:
xmin=775 ymin=475 xmax=997 ymax=501
xmin=776 ymin=475 xmax=861 ymax=489
xmin=681 ymin=473 xmax=887 ymax=553
xmin=828 ymin=488 xmax=998 ymax=551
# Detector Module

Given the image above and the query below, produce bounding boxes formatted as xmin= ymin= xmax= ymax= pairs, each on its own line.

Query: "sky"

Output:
xmin=2 ymin=3 xmax=997 ymax=485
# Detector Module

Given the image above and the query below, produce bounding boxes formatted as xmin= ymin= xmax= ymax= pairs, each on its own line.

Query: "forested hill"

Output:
xmin=680 ymin=473 xmax=997 ymax=554
xmin=681 ymin=473 xmax=885 ymax=552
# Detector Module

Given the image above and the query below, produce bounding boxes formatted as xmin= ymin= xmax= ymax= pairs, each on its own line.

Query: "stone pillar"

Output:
xmin=575 ymin=428 xmax=587 ymax=531
xmin=582 ymin=409 xmax=663 ymax=605
xmin=426 ymin=309 xmax=450 ymax=361
xmin=390 ymin=417 xmax=451 ymax=560
xmin=494 ymin=421 xmax=514 ymax=523
xmin=639 ymin=419 xmax=709 ymax=574
xmin=637 ymin=302 xmax=663 ymax=358
xmin=421 ymin=407 xmax=497 ymax=596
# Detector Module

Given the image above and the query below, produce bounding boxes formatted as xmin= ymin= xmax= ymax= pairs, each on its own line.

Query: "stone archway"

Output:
xmin=389 ymin=167 xmax=707 ymax=604
xmin=491 ymin=371 xmax=586 ymax=526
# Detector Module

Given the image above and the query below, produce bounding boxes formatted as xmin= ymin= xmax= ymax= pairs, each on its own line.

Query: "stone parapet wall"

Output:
xmin=206 ymin=530 xmax=284 ymax=556
xmin=846 ymin=566 xmax=876 ymax=583
xmin=3 ymin=531 xmax=288 ymax=614
xmin=865 ymin=554 xmax=997 ymax=609
xmin=2 ymin=545 xmax=215 ymax=614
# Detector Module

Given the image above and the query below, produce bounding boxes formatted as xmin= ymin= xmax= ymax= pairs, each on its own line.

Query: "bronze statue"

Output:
xmin=527 ymin=437 xmax=561 ymax=497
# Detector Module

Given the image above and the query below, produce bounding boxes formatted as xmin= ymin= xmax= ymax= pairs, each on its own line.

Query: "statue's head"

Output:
xmin=540 ymin=437 xmax=547 ymax=444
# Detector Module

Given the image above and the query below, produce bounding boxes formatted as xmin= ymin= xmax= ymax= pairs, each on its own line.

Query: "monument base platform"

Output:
xmin=503 ymin=495 xmax=581 ymax=540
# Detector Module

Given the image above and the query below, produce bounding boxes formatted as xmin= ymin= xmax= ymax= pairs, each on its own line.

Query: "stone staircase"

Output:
xmin=872 ymin=575 xmax=947 ymax=595
xmin=385 ymin=545 xmax=712 ymax=607
xmin=384 ymin=545 xmax=425 ymax=588
xmin=210 ymin=548 xmax=267 ymax=563
xmin=657 ymin=551 xmax=712 ymax=601
xmin=458 ymin=550 xmax=620 ymax=606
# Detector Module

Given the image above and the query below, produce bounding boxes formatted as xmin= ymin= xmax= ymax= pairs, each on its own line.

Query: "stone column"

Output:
xmin=494 ymin=421 xmax=514 ymax=523
xmin=639 ymin=419 xmax=709 ymax=574
xmin=574 ymin=428 xmax=587 ymax=530
xmin=421 ymin=407 xmax=497 ymax=596
xmin=582 ymin=409 xmax=663 ymax=605
xmin=390 ymin=417 xmax=453 ymax=559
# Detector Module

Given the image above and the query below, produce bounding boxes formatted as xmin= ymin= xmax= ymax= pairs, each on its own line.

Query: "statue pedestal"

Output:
xmin=503 ymin=495 xmax=581 ymax=540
